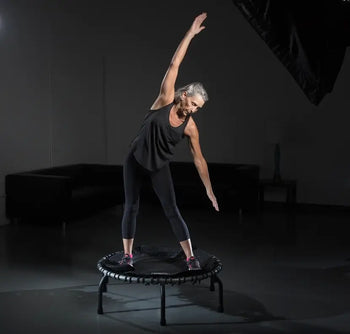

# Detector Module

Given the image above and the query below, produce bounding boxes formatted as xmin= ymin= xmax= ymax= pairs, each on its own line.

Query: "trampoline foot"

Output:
xmin=97 ymin=274 xmax=108 ymax=315
xmin=160 ymin=284 xmax=166 ymax=326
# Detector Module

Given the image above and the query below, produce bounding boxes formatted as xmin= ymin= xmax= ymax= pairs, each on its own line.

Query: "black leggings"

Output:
xmin=121 ymin=151 xmax=190 ymax=242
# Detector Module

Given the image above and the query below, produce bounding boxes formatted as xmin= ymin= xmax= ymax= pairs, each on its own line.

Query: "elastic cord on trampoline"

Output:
xmin=97 ymin=251 xmax=223 ymax=285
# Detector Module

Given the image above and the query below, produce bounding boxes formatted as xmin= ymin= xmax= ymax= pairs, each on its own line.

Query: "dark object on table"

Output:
xmin=273 ymin=143 xmax=282 ymax=183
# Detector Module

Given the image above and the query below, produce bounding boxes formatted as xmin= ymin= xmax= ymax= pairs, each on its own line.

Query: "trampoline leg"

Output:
xmin=102 ymin=275 xmax=109 ymax=293
xmin=97 ymin=274 xmax=108 ymax=314
xmin=213 ymin=275 xmax=224 ymax=313
xmin=210 ymin=276 xmax=215 ymax=291
xmin=160 ymin=284 xmax=166 ymax=326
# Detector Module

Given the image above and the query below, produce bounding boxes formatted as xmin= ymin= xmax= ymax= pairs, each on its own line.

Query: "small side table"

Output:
xmin=258 ymin=179 xmax=297 ymax=211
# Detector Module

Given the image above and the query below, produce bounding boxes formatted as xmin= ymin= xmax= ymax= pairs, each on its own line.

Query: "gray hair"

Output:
xmin=174 ymin=82 xmax=209 ymax=104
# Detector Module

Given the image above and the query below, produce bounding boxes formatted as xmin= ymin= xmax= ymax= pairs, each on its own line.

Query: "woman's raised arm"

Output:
xmin=150 ymin=12 xmax=207 ymax=110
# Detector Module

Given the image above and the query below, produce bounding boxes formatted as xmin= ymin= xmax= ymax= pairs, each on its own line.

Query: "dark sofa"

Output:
xmin=5 ymin=164 xmax=124 ymax=224
xmin=5 ymin=162 xmax=259 ymax=227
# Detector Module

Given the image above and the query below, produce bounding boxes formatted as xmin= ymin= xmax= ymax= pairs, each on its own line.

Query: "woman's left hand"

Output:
xmin=207 ymin=190 xmax=219 ymax=211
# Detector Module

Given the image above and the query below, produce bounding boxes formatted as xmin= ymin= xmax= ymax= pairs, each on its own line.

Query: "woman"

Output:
xmin=120 ymin=12 xmax=219 ymax=271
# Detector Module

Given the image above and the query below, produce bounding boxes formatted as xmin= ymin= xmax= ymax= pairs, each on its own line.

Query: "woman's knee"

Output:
xmin=123 ymin=202 xmax=139 ymax=216
xmin=162 ymin=204 xmax=181 ymax=219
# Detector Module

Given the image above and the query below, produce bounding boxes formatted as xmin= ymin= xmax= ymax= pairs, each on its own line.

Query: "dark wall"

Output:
xmin=0 ymin=0 xmax=350 ymax=215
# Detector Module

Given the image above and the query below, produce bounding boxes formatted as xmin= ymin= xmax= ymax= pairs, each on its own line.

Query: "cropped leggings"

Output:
xmin=121 ymin=151 xmax=190 ymax=242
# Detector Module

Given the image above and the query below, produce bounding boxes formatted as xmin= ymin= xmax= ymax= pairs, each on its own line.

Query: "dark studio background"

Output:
xmin=0 ymin=1 xmax=350 ymax=333
xmin=1 ymin=0 xmax=350 ymax=212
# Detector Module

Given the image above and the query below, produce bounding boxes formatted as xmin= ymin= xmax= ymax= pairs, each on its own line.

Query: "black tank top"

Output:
xmin=131 ymin=103 xmax=190 ymax=171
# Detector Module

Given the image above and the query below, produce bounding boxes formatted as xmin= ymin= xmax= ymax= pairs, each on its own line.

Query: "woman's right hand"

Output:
xmin=189 ymin=12 xmax=207 ymax=36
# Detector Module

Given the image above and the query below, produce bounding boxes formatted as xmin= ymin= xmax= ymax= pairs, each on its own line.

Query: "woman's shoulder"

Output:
xmin=150 ymin=94 xmax=174 ymax=111
xmin=184 ymin=116 xmax=198 ymax=137
xmin=149 ymin=101 xmax=173 ymax=112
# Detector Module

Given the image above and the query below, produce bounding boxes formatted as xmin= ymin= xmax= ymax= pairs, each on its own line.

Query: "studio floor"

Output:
xmin=0 ymin=203 xmax=350 ymax=334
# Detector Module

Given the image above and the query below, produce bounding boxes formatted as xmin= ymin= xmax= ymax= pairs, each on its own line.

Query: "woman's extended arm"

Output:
xmin=184 ymin=118 xmax=219 ymax=211
xmin=151 ymin=12 xmax=207 ymax=110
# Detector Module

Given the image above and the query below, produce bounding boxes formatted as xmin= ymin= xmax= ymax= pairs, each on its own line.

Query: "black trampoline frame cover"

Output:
xmin=97 ymin=245 xmax=223 ymax=285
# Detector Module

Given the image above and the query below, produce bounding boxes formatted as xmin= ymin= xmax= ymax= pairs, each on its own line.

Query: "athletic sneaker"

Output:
xmin=119 ymin=253 xmax=134 ymax=267
xmin=186 ymin=256 xmax=201 ymax=271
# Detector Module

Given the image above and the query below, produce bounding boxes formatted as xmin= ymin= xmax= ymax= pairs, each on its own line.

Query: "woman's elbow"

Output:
xmin=193 ymin=156 xmax=204 ymax=169
xmin=169 ymin=62 xmax=180 ymax=70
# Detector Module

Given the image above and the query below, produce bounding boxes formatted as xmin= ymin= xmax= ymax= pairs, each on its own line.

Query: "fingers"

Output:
xmin=195 ymin=12 xmax=207 ymax=24
xmin=197 ymin=12 xmax=207 ymax=19
xmin=213 ymin=201 xmax=219 ymax=211
xmin=211 ymin=197 xmax=219 ymax=211
xmin=207 ymin=191 xmax=219 ymax=211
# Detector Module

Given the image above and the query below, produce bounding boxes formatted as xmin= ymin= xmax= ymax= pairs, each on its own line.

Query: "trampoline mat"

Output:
xmin=97 ymin=245 xmax=222 ymax=283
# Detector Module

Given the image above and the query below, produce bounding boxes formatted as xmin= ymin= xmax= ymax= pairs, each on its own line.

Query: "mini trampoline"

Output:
xmin=97 ymin=245 xmax=223 ymax=326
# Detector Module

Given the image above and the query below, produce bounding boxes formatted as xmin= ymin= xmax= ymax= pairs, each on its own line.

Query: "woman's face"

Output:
xmin=179 ymin=92 xmax=205 ymax=116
